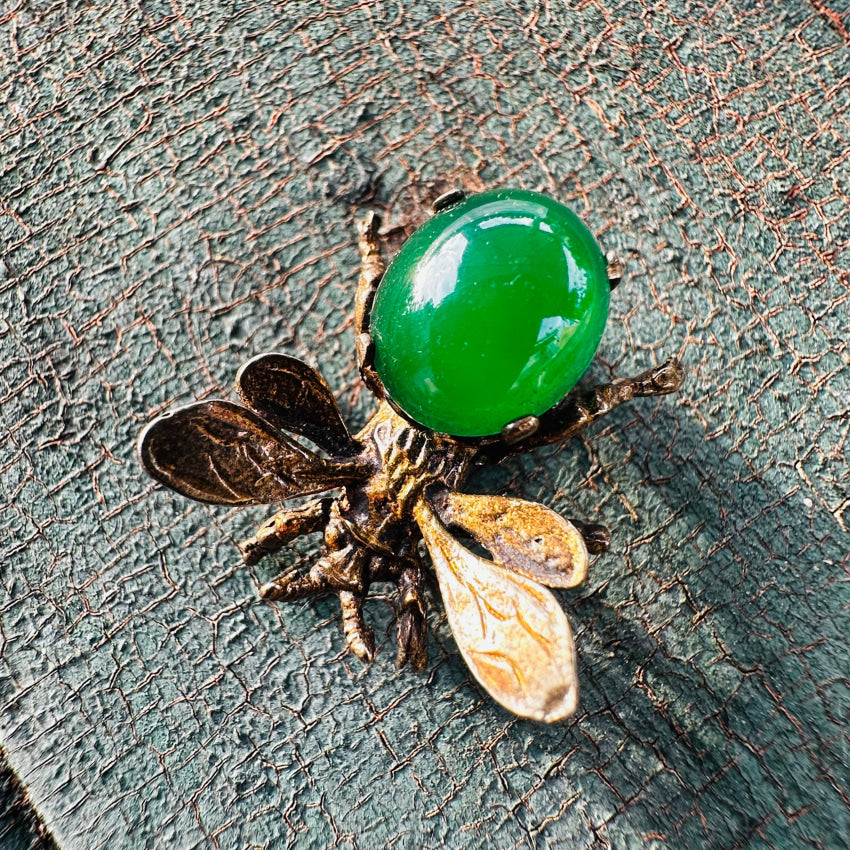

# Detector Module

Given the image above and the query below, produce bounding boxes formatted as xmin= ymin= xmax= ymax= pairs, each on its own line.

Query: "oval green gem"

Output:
xmin=370 ymin=189 xmax=610 ymax=437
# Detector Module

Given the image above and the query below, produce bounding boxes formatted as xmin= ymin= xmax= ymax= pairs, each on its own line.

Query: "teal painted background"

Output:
xmin=1 ymin=2 xmax=848 ymax=848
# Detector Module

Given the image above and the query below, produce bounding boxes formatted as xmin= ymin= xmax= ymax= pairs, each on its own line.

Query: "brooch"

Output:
xmin=139 ymin=189 xmax=684 ymax=722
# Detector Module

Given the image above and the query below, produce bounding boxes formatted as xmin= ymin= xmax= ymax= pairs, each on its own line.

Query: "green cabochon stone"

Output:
xmin=371 ymin=189 xmax=610 ymax=436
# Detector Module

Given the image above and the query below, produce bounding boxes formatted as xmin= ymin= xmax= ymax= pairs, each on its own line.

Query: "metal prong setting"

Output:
xmin=606 ymin=251 xmax=623 ymax=290
xmin=501 ymin=414 xmax=540 ymax=445
xmin=356 ymin=332 xmax=375 ymax=371
xmin=358 ymin=209 xmax=381 ymax=241
xmin=432 ymin=189 xmax=467 ymax=214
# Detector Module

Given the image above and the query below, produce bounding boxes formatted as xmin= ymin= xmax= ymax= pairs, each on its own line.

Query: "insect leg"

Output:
xmin=497 ymin=358 xmax=685 ymax=456
xmin=259 ymin=567 xmax=330 ymax=601
xmin=258 ymin=503 xmax=354 ymax=601
xmin=354 ymin=211 xmax=385 ymax=395
xmin=257 ymin=501 xmax=377 ymax=663
xmin=328 ymin=544 xmax=375 ymax=662
xmin=239 ymin=498 xmax=333 ymax=565
xmin=259 ymin=540 xmax=361 ymax=602
xmin=312 ymin=505 xmax=377 ymax=662
xmin=339 ymin=589 xmax=375 ymax=662
xmin=395 ymin=562 xmax=428 ymax=671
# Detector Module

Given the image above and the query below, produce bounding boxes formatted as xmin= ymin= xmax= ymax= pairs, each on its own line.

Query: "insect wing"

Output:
xmin=430 ymin=491 xmax=588 ymax=588
xmin=139 ymin=400 xmax=368 ymax=505
xmin=414 ymin=499 xmax=578 ymax=723
xmin=236 ymin=353 xmax=356 ymax=456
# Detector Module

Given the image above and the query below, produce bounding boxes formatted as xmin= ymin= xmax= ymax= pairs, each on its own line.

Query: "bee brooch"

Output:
xmin=139 ymin=189 xmax=684 ymax=722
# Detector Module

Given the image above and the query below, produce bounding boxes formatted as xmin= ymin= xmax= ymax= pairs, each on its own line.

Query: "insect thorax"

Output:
xmin=345 ymin=401 xmax=476 ymax=556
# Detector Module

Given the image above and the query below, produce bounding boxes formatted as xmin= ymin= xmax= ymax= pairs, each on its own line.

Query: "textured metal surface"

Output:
xmin=431 ymin=491 xmax=588 ymax=588
xmin=1 ymin=1 xmax=848 ymax=848
xmin=236 ymin=353 xmax=356 ymax=456
xmin=415 ymin=498 xmax=580 ymax=724
xmin=139 ymin=399 xmax=369 ymax=505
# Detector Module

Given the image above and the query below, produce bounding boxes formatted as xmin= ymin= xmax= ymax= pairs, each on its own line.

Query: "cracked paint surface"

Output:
xmin=1 ymin=1 xmax=848 ymax=848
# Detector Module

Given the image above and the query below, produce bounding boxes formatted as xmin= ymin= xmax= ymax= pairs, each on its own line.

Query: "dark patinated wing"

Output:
xmin=138 ymin=400 xmax=369 ymax=505
xmin=236 ymin=353 xmax=356 ymax=456
xmin=429 ymin=491 xmax=588 ymax=588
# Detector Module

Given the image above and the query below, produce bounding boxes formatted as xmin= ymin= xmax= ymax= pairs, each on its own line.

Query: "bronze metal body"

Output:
xmin=139 ymin=195 xmax=684 ymax=722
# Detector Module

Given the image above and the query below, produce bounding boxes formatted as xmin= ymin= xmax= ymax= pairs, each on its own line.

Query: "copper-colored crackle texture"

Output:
xmin=0 ymin=2 xmax=848 ymax=848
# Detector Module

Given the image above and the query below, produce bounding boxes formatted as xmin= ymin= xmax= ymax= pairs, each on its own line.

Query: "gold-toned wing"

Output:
xmin=139 ymin=400 xmax=369 ymax=505
xmin=236 ymin=353 xmax=357 ymax=456
xmin=430 ymin=491 xmax=587 ymax=588
xmin=414 ymin=499 xmax=578 ymax=723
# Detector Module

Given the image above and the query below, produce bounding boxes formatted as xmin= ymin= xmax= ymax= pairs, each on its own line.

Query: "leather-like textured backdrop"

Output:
xmin=1 ymin=2 xmax=848 ymax=848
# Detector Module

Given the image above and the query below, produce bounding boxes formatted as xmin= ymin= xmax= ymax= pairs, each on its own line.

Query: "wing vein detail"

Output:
xmin=414 ymin=497 xmax=579 ymax=723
